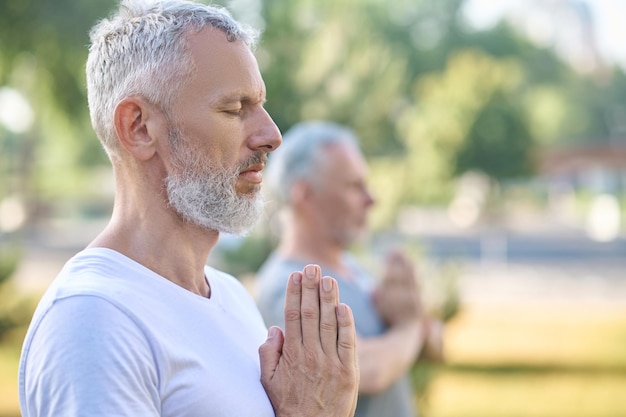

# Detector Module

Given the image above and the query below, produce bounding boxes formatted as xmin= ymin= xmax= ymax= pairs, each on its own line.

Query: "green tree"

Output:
xmin=456 ymin=91 xmax=534 ymax=179
xmin=0 ymin=0 xmax=116 ymax=211
xmin=2 ymin=0 xmax=625 ymax=229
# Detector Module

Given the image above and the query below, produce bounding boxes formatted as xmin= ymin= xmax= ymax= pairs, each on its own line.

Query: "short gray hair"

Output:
xmin=265 ymin=121 xmax=359 ymax=205
xmin=86 ymin=0 xmax=258 ymax=162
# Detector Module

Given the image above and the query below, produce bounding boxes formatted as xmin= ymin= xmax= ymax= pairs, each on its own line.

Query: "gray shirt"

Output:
xmin=255 ymin=252 xmax=416 ymax=417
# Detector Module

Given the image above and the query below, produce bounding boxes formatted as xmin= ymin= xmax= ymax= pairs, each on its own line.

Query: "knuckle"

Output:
xmin=284 ymin=308 xmax=301 ymax=322
xmin=319 ymin=321 xmax=337 ymax=333
xmin=320 ymin=292 xmax=335 ymax=302
xmin=301 ymin=307 xmax=318 ymax=321
xmin=329 ymin=361 xmax=356 ymax=388
xmin=338 ymin=338 xmax=355 ymax=351
xmin=303 ymin=348 xmax=319 ymax=369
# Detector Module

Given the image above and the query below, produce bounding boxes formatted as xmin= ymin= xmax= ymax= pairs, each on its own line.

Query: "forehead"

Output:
xmin=183 ymin=27 xmax=265 ymax=103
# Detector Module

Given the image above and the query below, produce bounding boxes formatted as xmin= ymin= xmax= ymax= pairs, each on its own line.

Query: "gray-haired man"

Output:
xmin=18 ymin=2 xmax=358 ymax=416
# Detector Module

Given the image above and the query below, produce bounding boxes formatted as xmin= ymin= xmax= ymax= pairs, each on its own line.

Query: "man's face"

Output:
xmin=163 ymin=27 xmax=281 ymax=234
xmin=165 ymin=125 xmax=266 ymax=234
xmin=309 ymin=144 xmax=375 ymax=247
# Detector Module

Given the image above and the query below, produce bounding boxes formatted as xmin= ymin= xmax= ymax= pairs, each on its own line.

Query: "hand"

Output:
xmin=420 ymin=317 xmax=445 ymax=362
xmin=258 ymin=264 xmax=359 ymax=417
xmin=373 ymin=250 xmax=423 ymax=326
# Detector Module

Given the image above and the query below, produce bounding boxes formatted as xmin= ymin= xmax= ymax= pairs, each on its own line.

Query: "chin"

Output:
xmin=236 ymin=185 xmax=261 ymax=196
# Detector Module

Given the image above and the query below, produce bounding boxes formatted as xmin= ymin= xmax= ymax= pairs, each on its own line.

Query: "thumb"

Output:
xmin=258 ymin=326 xmax=284 ymax=385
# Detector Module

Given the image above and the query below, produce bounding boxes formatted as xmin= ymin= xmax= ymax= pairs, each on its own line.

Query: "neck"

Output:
xmin=89 ymin=177 xmax=219 ymax=298
xmin=277 ymin=218 xmax=348 ymax=276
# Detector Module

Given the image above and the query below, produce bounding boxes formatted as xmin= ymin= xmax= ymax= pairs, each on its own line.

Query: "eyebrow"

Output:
xmin=211 ymin=92 xmax=266 ymax=107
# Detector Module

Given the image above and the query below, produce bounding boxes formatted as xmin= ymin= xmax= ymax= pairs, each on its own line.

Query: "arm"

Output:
xmin=357 ymin=320 xmax=424 ymax=394
xmin=258 ymin=264 xmax=359 ymax=417
xmin=359 ymin=315 xmax=445 ymax=395
xmin=357 ymin=251 xmax=428 ymax=394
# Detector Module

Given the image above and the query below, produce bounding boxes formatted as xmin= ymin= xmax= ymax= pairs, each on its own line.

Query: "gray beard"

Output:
xmin=165 ymin=128 xmax=264 ymax=235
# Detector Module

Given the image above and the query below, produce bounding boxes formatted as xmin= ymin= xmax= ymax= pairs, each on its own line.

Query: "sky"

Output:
xmin=462 ymin=0 xmax=626 ymax=70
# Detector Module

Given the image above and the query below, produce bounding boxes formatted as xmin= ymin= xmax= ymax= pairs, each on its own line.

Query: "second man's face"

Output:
xmin=312 ymin=144 xmax=375 ymax=247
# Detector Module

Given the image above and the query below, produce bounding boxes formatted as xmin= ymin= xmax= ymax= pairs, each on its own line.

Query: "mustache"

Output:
xmin=238 ymin=152 xmax=267 ymax=171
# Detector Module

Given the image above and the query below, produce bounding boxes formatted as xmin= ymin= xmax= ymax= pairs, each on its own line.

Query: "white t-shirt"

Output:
xmin=19 ymin=248 xmax=275 ymax=417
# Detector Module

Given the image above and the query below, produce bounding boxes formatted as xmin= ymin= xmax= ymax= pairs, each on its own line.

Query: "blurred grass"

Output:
xmin=1 ymin=301 xmax=625 ymax=417
xmin=0 ymin=343 xmax=21 ymax=417
xmin=426 ymin=370 xmax=626 ymax=417
xmin=419 ymin=302 xmax=626 ymax=417
xmin=444 ymin=303 xmax=626 ymax=368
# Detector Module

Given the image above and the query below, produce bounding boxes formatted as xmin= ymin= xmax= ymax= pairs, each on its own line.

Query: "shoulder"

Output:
xmin=27 ymin=294 xmax=150 ymax=352
xmin=32 ymin=248 xmax=170 ymax=322
xmin=256 ymin=252 xmax=305 ymax=285
xmin=255 ymin=253 xmax=307 ymax=303
xmin=23 ymin=248 xmax=186 ymax=359
xmin=20 ymin=294 xmax=157 ymax=391
xmin=19 ymin=294 xmax=160 ymax=416
xmin=51 ymin=248 xmax=149 ymax=296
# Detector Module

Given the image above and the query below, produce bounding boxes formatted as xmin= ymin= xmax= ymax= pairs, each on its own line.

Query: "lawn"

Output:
xmin=1 ymin=301 xmax=625 ymax=417
xmin=418 ymin=302 xmax=626 ymax=417
xmin=0 ymin=343 xmax=21 ymax=417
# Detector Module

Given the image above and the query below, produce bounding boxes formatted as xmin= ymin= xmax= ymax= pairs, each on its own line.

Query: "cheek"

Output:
xmin=194 ymin=136 xmax=238 ymax=170
xmin=327 ymin=194 xmax=359 ymax=222
xmin=343 ymin=192 xmax=365 ymax=211
xmin=182 ymin=114 xmax=242 ymax=161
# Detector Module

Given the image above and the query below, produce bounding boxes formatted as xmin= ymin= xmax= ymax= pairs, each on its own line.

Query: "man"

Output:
xmin=18 ymin=2 xmax=358 ymax=416
xmin=257 ymin=121 xmax=444 ymax=417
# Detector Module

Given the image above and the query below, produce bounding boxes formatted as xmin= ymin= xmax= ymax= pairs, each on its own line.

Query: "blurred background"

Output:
xmin=1 ymin=0 xmax=625 ymax=416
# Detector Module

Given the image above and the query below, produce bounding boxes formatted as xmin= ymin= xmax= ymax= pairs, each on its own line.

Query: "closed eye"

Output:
xmin=220 ymin=97 xmax=266 ymax=118
xmin=223 ymin=107 xmax=243 ymax=116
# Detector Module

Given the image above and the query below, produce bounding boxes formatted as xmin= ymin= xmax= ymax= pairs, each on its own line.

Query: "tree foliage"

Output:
xmin=456 ymin=92 xmax=534 ymax=179
xmin=0 ymin=0 xmax=624 ymax=226
xmin=0 ymin=0 xmax=116 ymax=208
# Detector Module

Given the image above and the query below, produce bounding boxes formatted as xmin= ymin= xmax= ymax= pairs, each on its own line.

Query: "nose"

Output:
xmin=249 ymin=107 xmax=282 ymax=152
xmin=364 ymin=188 xmax=375 ymax=207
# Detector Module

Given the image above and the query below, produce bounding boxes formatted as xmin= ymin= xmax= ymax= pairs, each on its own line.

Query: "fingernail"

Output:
xmin=292 ymin=272 xmax=302 ymax=284
xmin=337 ymin=303 xmax=347 ymax=316
xmin=304 ymin=265 xmax=317 ymax=279
xmin=322 ymin=276 xmax=333 ymax=292
xmin=268 ymin=326 xmax=278 ymax=339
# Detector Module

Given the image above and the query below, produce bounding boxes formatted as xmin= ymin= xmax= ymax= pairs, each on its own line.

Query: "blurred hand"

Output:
xmin=258 ymin=264 xmax=359 ymax=417
xmin=373 ymin=250 xmax=423 ymax=327
xmin=420 ymin=317 xmax=445 ymax=362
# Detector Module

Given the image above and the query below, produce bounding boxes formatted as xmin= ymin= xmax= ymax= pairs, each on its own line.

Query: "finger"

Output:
xmin=283 ymin=271 xmax=303 ymax=346
xmin=384 ymin=251 xmax=406 ymax=284
xmin=258 ymin=326 xmax=284 ymax=388
xmin=404 ymin=259 xmax=417 ymax=288
xmin=392 ymin=252 xmax=417 ymax=289
xmin=301 ymin=264 xmax=321 ymax=349
xmin=336 ymin=303 xmax=357 ymax=367
xmin=319 ymin=276 xmax=339 ymax=356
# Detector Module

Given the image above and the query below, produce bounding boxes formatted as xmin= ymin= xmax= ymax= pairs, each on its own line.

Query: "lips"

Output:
xmin=241 ymin=163 xmax=264 ymax=173
xmin=239 ymin=164 xmax=264 ymax=183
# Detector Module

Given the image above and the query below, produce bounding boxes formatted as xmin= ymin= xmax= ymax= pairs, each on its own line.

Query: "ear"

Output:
xmin=290 ymin=180 xmax=312 ymax=207
xmin=113 ymin=97 xmax=166 ymax=161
